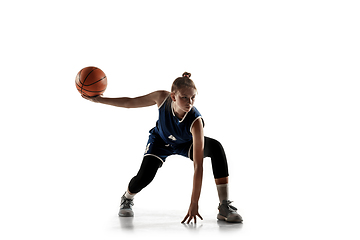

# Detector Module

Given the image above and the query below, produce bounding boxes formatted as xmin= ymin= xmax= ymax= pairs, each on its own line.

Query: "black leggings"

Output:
xmin=128 ymin=137 xmax=229 ymax=194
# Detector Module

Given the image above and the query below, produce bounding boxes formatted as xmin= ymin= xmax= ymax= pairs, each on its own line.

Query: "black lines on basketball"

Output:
xmin=81 ymin=67 xmax=97 ymax=85
xmin=82 ymin=76 xmax=107 ymax=86
xmin=75 ymin=66 xmax=107 ymax=97
xmin=81 ymin=88 xmax=107 ymax=94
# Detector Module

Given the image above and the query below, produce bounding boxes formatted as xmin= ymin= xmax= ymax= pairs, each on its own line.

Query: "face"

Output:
xmin=171 ymin=87 xmax=197 ymax=114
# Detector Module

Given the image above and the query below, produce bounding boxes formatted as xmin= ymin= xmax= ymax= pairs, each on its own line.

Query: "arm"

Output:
xmin=82 ymin=90 xmax=169 ymax=108
xmin=182 ymin=118 xmax=204 ymax=224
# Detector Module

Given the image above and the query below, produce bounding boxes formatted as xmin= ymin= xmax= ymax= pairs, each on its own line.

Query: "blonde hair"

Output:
xmin=171 ymin=72 xmax=197 ymax=93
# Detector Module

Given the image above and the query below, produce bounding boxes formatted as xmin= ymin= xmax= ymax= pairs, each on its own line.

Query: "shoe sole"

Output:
xmin=119 ymin=211 xmax=134 ymax=217
xmin=217 ymin=214 xmax=243 ymax=223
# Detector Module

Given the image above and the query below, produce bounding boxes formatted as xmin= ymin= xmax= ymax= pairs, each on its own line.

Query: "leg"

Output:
xmin=203 ymin=137 xmax=229 ymax=202
xmin=128 ymin=155 xmax=162 ymax=194
xmin=190 ymin=137 xmax=242 ymax=223
xmin=189 ymin=137 xmax=229 ymax=202
xmin=204 ymin=137 xmax=229 ymax=180
xmin=215 ymin=176 xmax=228 ymax=185
xmin=119 ymin=155 xmax=162 ymax=217
xmin=190 ymin=137 xmax=229 ymax=180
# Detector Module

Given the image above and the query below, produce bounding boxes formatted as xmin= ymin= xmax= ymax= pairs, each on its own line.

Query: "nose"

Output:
xmin=188 ymin=98 xmax=193 ymax=105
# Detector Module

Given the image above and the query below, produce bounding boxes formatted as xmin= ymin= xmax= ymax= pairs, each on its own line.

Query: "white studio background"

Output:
xmin=1 ymin=0 xmax=359 ymax=239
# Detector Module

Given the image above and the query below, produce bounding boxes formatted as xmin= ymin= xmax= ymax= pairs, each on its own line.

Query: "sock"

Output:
xmin=216 ymin=183 xmax=229 ymax=204
xmin=125 ymin=190 xmax=136 ymax=199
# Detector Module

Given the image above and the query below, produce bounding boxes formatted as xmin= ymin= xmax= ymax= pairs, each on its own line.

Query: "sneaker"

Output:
xmin=118 ymin=193 xmax=134 ymax=217
xmin=217 ymin=200 xmax=243 ymax=223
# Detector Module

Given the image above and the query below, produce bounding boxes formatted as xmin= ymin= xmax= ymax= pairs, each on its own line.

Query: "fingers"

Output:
xmin=81 ymin=94 xmax=92 ymax=101
xmin=187 ymin=215 xmax=194 ymax=224
xmin=181 ymin=214 xmax=189 ymax=224
xmin=181 ymin=214 xmax=203 ymax=224
xmin=81 ymin=94 xmax=100 ymax=102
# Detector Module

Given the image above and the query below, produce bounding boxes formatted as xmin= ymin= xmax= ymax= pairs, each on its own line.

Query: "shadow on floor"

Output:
xmin=118 ymin=212 xmax=242 ymax=233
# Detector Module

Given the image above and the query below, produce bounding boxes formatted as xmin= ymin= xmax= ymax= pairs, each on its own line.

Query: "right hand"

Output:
xmin=81 ymin=94 xmax=103 ymax=103
xmin=181 ymin=202 xmax=203 ymax=224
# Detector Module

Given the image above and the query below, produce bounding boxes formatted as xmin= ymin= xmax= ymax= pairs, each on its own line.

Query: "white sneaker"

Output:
xmin=118 ymin=193 xmax=134 ymax=217
xmin=217 ymin=200 xmax=243 ymax=223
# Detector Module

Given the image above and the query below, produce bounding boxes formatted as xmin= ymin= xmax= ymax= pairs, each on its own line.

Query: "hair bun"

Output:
xmin=182 ymin=72 xmax=191 ymax=78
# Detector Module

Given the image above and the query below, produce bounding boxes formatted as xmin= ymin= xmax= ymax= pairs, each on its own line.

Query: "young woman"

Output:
xmin=82 ymin=72 xmax=242 ymax=224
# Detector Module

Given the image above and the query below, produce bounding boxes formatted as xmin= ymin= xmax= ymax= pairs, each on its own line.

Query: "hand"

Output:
xmin=181 ymin=202 xmax=203 ymax=224
xmin=81 ymin=94 xmax=102 ymax=103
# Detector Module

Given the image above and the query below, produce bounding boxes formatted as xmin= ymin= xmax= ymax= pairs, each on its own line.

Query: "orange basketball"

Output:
xmin=75 ymin=66 xmax=107 ymax=97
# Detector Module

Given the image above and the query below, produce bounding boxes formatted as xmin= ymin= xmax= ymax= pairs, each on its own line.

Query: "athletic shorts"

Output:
xmin=144 ymin=132 xmax=192 ymax=165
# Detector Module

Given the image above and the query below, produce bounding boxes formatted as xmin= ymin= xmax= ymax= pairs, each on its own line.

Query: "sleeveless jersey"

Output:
xmin=150 ymin=96 xmax=204 ymax=146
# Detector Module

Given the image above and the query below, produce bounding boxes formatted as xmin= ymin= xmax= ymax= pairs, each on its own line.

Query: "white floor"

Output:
xmin=116 ymin=208 xmax=242 ymax=236
xmin=1 ymin=148 xmax=359 ymax=240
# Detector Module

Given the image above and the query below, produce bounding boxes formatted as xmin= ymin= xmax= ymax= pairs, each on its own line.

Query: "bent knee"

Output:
xmin=205 ymin=137 xmax=224 ymax=151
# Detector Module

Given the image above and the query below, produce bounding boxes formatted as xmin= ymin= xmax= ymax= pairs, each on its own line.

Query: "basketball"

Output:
xmin=75 ymin=66 xmax=107 ymax=97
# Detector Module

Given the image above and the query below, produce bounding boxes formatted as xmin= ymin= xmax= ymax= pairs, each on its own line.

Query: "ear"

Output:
xmin=170 ymin=92 xmax=176 ymax=102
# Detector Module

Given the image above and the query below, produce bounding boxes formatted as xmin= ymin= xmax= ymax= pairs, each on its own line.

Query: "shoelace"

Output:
xmin=121 ymin=198 xmax=134 ymax=208
xmin=224 ymin=200 xmax=238 ymax=211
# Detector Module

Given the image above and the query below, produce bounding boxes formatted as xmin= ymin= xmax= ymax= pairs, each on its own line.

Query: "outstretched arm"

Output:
xmin=82 ymin=90 xmax=169 ymax=108
xmin=182 ymin=118 xmax=204 ymax=224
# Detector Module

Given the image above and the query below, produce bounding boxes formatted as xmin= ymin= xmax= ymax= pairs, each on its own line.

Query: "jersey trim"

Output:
xmin=158 ymin=95 xmax=169 ymax=109
xmin=171 ymin=102 xmax=190 ymax=123
xmin=144 ymin=154 xmax=164 ymax=163
xmin=188 ymin=143 xmax=193 ymax=159
xmin=190 ymin=116 xmax=203 ymax=133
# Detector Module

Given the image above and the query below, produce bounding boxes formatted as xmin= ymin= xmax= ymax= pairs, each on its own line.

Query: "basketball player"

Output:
xmin=82 ymin=72 xmax=242 ymax=224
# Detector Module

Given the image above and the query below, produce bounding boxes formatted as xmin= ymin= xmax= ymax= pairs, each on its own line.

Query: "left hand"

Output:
xmin=81 ymin=94 xmax=103 ymax=103
xmin=181 ymin=202 xmax=203 ymax=224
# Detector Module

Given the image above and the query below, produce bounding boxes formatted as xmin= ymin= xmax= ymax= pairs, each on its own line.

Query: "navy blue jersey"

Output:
xmin=145 ymin=95 xmax=204 ymax=163
xmin=151 ymin=95 xmax=204 ymax=146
